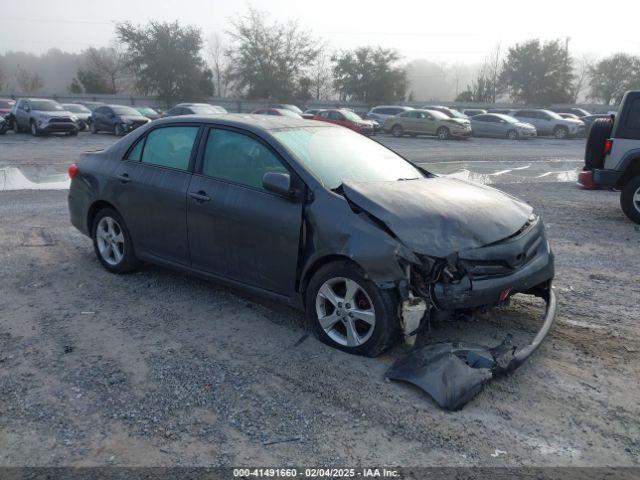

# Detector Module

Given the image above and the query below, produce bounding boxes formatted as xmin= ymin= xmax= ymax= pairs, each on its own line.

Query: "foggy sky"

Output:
xmin=2 ymin=0 xmax=640 ymax=64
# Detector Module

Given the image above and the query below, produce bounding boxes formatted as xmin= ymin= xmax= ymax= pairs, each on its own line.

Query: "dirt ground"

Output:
xmin=1 ymin=179 xmax=639 ymax=467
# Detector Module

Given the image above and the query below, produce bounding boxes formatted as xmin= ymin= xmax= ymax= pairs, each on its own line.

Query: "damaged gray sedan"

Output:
xmin=68 ymin=115 xmax=555 ymax=370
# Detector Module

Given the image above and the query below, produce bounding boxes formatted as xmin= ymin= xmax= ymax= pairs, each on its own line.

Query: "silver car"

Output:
xmin=512 ymin=109 xmax=585 ymax=139
xmin=12 ymin=98 xmax=79 ymax=136
xmin=470 ymin=113 xmax=537 ymax=140
xmin=366 ymin=105 xmax=413 ymax=126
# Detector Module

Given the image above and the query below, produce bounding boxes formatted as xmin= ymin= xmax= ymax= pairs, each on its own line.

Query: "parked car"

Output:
xmin=0 ymin=98 xmax=15 ymax=122
xmin=268 ymin=103 xmax=312 ymax=118
xmin=470 ymin=114 xmax=537 ymax=139
xmin=551 ymin=107 xmax=590 ymax=118
xmin=579 ymin=91 xmax=640 ymax=223
xmin=580 ymin=114 xmax=611 ymax=132
xmin=304 ymin=108 xmax=325 ymax=116
xmin=12 ymin=98 xmax=79 ymax=136
xmin=134 ymin=106 xmax=162 ymax=121
xmin=313 ymin=109 xmax=375 ymax=135
xmin=462 ymin=108 xmax=487 ymax=117
xmin=90 ymin=105 xmax=150 ymax=136
xmin=163 ymin=103 xmax=228 ymax=117
xmin=487 ymin=108 xmax=515 ymax=115
xmin=420 ymin=105 xmax=468 ymax=119
xmin=251 ymin=108 xmax=302 ymax=118
xmin=512 ymin=109 xmax=585 ymax=138
xmin=62 ymin=103 xmax=92 ymax=131
xmin=366 ymin=105 xmax=413 ymax=126
xmin=0 ymin=116 xmax=7 ymax=135
xmin=67 ymin=114 xmax=555 ymax=358
xmin=74 ymin=101 xmax=106 ymax=112
xmin=384 ymin=109 xmax=472 ymax=139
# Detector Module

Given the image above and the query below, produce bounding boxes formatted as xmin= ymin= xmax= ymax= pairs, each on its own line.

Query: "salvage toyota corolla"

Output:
xmin=68 ymin=115 xmax=555 ymax=359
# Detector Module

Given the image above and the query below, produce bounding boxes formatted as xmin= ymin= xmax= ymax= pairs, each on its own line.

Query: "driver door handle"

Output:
xmin=189 ymin=191 xmax=211 ymax=202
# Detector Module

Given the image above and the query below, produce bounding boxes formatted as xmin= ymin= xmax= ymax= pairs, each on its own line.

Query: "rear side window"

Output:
xmin=618 ymin=97 xmax=640 ymax=139
xmin=201 ymin=128 xmax=288 ymax=190
xmin=141 ymin=126 xmax=199 ymax=170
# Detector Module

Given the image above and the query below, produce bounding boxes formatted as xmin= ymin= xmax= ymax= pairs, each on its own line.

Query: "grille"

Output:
xmin=50 ymin=117 xmax=73 ymax=123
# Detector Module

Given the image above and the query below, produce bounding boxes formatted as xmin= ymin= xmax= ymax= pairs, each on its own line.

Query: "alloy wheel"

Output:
xmin=633 ymin=186 xmax=640 ymax=214
xmin=437 ymin=127 xmax=449 ymax=140
xmin=95 ymin=216 xmax=125 ymax=266
xmin=315 ymin=277 xmax=376 ymax=347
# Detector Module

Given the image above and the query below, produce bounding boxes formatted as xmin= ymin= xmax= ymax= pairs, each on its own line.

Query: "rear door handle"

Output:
xmin=116 ymin=173 xmax=131 ymax=183
xmin=189 ymin=191 xmax=211 ymax=202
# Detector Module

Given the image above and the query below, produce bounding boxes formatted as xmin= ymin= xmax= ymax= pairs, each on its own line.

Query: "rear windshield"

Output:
xmin=111 ymin=106 xmax=141 ymax=115
xmin=273 ymin=126 xmax=423 ymax=189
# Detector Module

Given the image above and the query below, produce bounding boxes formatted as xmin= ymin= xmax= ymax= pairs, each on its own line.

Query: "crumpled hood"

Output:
xmin=342 ymin=177 xmax=533 ymax=258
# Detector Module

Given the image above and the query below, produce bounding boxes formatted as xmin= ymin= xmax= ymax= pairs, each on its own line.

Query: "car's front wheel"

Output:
xmin=620 ymin=175 xmax=640 ymax=224
xmin=507 ymin=129 xmax=519 ymax=140
xmin=114 ymin=124 xmax=124 ymax=136
xmin=305 ymin=261 xmax=398 ymax=357
xmin=92 ymin=208 xmax=142 ymax=273
xmin=30 ymin=121 xmax=40 ymax=137
xmin=554 ymin=126 xmax=568 ymax=139
xmin=90 ymin=121 xmax=98 ymax=134
xmin=437 ymin=126 xmax=450 ymax=140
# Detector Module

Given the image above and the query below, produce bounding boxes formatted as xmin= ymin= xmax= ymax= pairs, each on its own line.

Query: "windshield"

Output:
xmin=63 ymin=104 xmax=90 ymax=113
xmin=423 ymin=110 xmax=448 ymax=120
xmin=136 ymin=107 xmax=157 ymax=115
xmin=111 ymin=106 xmax=141 ymax=115
xmin=281 ymin=104 xmax=303 ymax=114
xmin=448 ymin=108 xmax=467 ymax=118
xmin=279 ymin=109 xmax=302 ymax=118
xmin=543 ymin=110 xmax=563 ymax=120
xmin=31 ymin=100 xmax=64 ymax=111
xmin=341 ymin=110 xmax=362 ymax=121
xmin=273 ymin=126 xmax=423 ymax=189
xmin=190 ymin=105 xmax=218 ymax=114
xmin=0 ymin=100 xmax=15 ymax=109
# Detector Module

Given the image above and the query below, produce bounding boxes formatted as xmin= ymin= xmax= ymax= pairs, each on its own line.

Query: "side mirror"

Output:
xmin=263 ymin=172 xmax=294 ymax=198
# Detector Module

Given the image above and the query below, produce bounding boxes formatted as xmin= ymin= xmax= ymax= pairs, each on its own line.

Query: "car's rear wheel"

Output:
xmin=620 ymin=175 xmax=640 ymax=224
xmin=554 ymin=126 xmax=568 ymax=139
xmin=92 ymin=208 xmax=142 ymax=273
xmin=305 ymin=261 xmax=398 ymax=357
xmin=507 ymin=129 xmax=519 ymax=140
xmin=437 ymin=126 xmax=450 ymax=140
xmin=391 ymin=124 xmax=404 ymax=137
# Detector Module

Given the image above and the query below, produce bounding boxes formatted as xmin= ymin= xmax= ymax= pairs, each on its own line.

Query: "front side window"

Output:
xmin=201 ymin=128 xmax=288 ymax=190
xmin=140 ymin=126 xmax=199 ymax=170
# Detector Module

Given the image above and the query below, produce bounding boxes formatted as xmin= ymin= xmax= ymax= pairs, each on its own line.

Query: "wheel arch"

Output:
xmin=299 ymin=254 xmax=364 ymax=299
xmin=87 ymin=200 xmax=120 ymax=236
xmin=618 ymin=158 xmax=640 ymax=188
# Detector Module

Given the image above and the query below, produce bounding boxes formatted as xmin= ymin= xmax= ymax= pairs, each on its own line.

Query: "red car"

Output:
xmin=0 ymin=98 xmax=16 ymax=125
xmin=313 ymin=109 xmax=375 ymax=135
xmin=251 ymin=108 xmax=302 ymax=118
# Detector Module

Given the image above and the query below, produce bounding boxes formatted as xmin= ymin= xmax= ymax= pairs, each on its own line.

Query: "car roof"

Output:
xmin=150 ymin=113 xmax=331 ymax=132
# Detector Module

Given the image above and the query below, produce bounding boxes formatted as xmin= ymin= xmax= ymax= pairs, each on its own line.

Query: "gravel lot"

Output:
xmin=1 ymin=131 xmax=639 ymax=468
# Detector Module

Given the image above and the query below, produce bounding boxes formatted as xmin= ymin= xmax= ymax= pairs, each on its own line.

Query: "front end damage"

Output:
xmin=391 ymin=214 xmax=556 ymax=410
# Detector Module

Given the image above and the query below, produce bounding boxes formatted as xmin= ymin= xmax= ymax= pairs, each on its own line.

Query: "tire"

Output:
xmin=78 ymin=121 xmax=87 ymax=132
xmin=92 ymin=208 xmax=142 ymax=273
xmin=30 ymin=121 xmax=40 ymax=137
xmin=437 ymin=126 xmax=450 ymax=140
xmin=553 ymin=126 xmax=569 ymax=139
xmin=620 ymin=175 xmax=640 ymax=224
xmin=90 ymin=121 xmax=98 ymax=134
xmin=507 ymin=129 xmax=519 ymax=140
xmin=305 ymin=260 xmax=399 ymax=357
xmin=584 ymin=117 xmax=614 ymax=170
xmin=0 ymin=123 xmax=6 ymax=135
xmin=114 ymin=124 xmax=124 ymax=136
xmin=391 ymin=124 xmax=404 ymax=137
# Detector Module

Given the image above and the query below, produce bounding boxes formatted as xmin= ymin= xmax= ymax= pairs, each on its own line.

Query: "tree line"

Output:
xmin=1 ymin=9 xmax=638 ymax=107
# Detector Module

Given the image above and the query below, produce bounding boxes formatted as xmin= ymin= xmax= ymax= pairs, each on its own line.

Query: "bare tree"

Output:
xmin=14 ymin=66 xmax=43 ymax=93
xmin=84 ymin=47 xmax=126 ymax=93
xmin=310 ymin=50 xmax=333 ymax=100
xmin=486 ymin=43 xmax=503 ymax=102
xmin=207 ymin=33 xmax=230 ymax=97
xmin=570 ymin=54 xmax=593 ymax=103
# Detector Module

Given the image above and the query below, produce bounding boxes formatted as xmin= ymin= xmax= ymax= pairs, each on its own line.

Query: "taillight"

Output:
xmin=604 ymin=138 xmax=613 ymax=155
xmin=68 ymin=163 xmax=78 ymax=179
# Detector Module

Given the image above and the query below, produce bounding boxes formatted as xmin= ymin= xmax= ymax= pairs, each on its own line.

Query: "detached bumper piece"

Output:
xmin=386 ymin=287 xmax=557 ymax=411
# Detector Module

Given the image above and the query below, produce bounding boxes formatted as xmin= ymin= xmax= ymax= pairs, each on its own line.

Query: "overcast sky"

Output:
xmin=2 ymin=0 xmax=639 ymax=64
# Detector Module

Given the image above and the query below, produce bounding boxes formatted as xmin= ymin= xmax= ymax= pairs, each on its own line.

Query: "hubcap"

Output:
xmin=633 ymin=186 xmax=640 ymax=214
xmin=315 ymin=277 xmax=376 ymax=347
xmin=438 ymin=129 xmax=447 ymax=139
xmin=96 ymin=216 xmax=125 ymax=266
xmin=556 ymin=128 xmax=566 ymax=138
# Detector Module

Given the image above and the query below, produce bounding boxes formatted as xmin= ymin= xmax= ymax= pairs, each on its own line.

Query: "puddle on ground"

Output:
xmin=0 ymin=159 xmax=582 ymax=191
xmin=420 ymin=159 xmax=582 ymax=185
xmin=0 ymin=165 xmax=70 ymax=191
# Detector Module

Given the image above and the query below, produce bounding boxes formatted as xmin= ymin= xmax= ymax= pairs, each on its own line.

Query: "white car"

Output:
xmin=512 ymin=109 xmax=585 ymax=139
